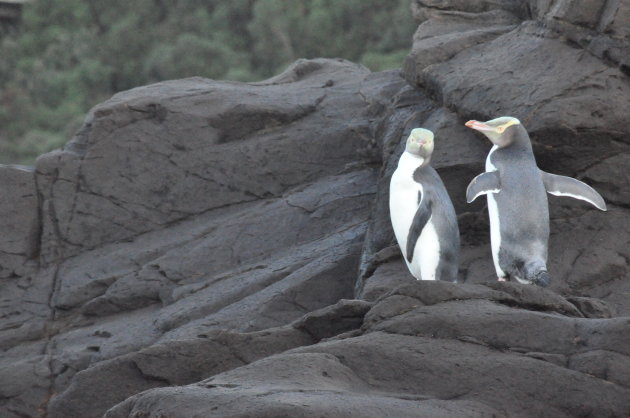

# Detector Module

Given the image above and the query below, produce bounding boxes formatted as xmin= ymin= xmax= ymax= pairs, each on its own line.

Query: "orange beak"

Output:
xmin=465 ymin=120 xmax=494 ymax=132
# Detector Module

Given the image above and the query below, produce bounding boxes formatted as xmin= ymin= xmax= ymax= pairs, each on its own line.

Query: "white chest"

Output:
xmin=389 ymin=153 xmax=440 ymax=280
xmin=485 ymin=146 xmax=505 ymax=278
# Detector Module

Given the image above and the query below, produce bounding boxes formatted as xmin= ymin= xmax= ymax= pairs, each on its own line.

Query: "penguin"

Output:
xmin=389 ymin=128 xmax=460 ymax=282
xmin=465 ymin=116 xmax=606 ymax=286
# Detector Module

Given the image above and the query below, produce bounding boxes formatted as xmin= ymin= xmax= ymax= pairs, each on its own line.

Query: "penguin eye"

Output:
xmin=497 ymin=126 xmax=505 ymax=133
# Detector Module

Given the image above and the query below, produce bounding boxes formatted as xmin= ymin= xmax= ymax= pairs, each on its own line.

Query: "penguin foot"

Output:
xmin=497 ymin=277 xmax=506 ymax=282
xmin=532 ymin=270 xmax=550 ymax=287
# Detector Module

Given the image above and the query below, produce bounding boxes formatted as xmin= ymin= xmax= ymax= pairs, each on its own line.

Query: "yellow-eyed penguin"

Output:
xmin=465 ymin=116 xmax=606 ymax=286
xmin=389 ymin=128 xmax=460 ymax=282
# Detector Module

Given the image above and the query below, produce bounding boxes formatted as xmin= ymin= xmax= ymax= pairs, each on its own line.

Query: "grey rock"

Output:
xmin=567 ymin=296 xmax=614 ymax=318
xmin=569 ymin=350 xmax=630 ymax=389
xmin=35 ymin=58 xmax=382 ymax=263
xmin=364 ymin=280 xmax=583 ymax=329
xmin=403 ymin=11 xmax=519 ymax=87
xmin=421 ymin=24 xmax=630 ymax=150
xmin=293 ymin=299 xmax=373 ymax=341
xmin=410 ymin=0 xmax=528 ymax=20
xmin=107 ymin=281 xmax=630 ymax=416
xmin=106 ymin=349 xmax=502 ymax=418
xmin=583 ymin=153 xmax=630 ymax=207
xmin=0 ymin=165 xmax=39 ymax=279
xmin=48 ymin=326 xmax=313 ymax=418
xmin=546 ymin=0 xmax=607 ymax=29
xmin=1 ymin=59 xmax=409 ymax=416
xmin=359 ymin=256 xmax=413 ymax=302
xmin=108 ymin=330 xmax=630 ymax=417
xmin=49 ymin=297 xmax=373 ymax=417
xmin=0 ymin=342 xmax=50 ymax=417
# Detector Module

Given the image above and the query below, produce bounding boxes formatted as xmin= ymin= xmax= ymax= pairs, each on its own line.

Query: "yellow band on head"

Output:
xmin=502 ymin=119 xmax=520 ymax=129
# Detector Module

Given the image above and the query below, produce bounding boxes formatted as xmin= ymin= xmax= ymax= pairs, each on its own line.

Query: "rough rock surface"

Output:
xmin=1 ymin=0 xmax=629 ymax=416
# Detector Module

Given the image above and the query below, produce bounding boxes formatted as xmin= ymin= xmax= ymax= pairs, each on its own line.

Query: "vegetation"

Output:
xmin=0 ymin=0 xmax=416 ymax=164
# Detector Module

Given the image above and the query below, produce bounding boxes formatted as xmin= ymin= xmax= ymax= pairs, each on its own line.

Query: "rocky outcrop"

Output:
xmin=401 ymin=0 xmax=630 ymax=314
xmin=106 ymin=282 xmax=630 ymax=418
xmin=1 ymin=0 xmax=629 ymax=416
xmin=1 ymin=58 xmax=403 ymax=416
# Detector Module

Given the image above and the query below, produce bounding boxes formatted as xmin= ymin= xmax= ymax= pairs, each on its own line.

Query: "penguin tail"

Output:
xmin=524 ymin=261 xmax=550 ymax=287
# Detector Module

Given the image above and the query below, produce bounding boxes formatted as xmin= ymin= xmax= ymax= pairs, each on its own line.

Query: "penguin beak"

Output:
xmin=465 ymin=120 xmax=495 ymax=132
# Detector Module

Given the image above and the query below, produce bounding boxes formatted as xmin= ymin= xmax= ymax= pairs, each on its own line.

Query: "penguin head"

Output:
xmin=405 ymin=128 xmax=434 ymax=159
xmin=465 ymin=116 xmax=522 ymax=147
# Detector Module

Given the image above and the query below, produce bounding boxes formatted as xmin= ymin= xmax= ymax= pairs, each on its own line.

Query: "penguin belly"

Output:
xmin=408 ymin=217 xmax=440 ymax=280
xmin=485 ymin=146 xmax=506 ymax=278
xmin=485 ymin=146 xmax=550 ymax=282
xmin=389 ymin=174 xmax=422 ymax=264
xmin=389 ymin=172 xmax=441 ymax=281
xmin=492 ymin=188 xmax=549 ymax=283
xmin=486 ymin=191 xmax=506 ymax=279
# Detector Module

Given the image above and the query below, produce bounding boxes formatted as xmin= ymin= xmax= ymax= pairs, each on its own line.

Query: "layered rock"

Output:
xmin=1 ymin=59 xmax=405 ymax=416
xmin=106 ymin=282 xmax=630 ymax=418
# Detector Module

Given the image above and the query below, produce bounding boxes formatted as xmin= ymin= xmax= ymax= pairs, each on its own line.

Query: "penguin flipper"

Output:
xmin=466 ymin=172 xmax=501 ymax=203
xmin=406 ymin=195 xmax=432 ymax=264
xmin=540 ymin=171 xmax=607 ymax=211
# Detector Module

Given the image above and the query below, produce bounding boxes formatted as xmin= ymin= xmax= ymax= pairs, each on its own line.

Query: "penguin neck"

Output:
xmin=497 ymin=140 xmax=532 ymax=153
xmin=513 ymin=132 xmax=533 ymax=150
xmin=397 ymin=152 xmax=429 ymax=175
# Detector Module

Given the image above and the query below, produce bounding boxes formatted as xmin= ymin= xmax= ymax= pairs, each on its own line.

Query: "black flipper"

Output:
xmin=466 ymin=171 xmax=501 ymax=203
xmin=406 ymin=193 xmax=432 ymax=263
xmin=540 ymin=171 xmax=607 ymax=211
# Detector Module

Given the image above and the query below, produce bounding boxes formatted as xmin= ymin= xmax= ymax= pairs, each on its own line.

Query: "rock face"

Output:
xmin=1 ymin=1 xmax=629 ymax=416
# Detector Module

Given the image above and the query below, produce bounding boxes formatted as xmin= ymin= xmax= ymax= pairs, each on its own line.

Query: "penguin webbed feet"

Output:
xmin=496 ymin=272 xmax=550 ymax=287
xmin=530 ymin=270 xmax=550 ymax=287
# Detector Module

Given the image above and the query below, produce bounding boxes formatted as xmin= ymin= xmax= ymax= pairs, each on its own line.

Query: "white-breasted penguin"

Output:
xmin=389 ymin=128 xmax=460 ymax=282
xmin=465 ymin=116 xmax=607 ymax=286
